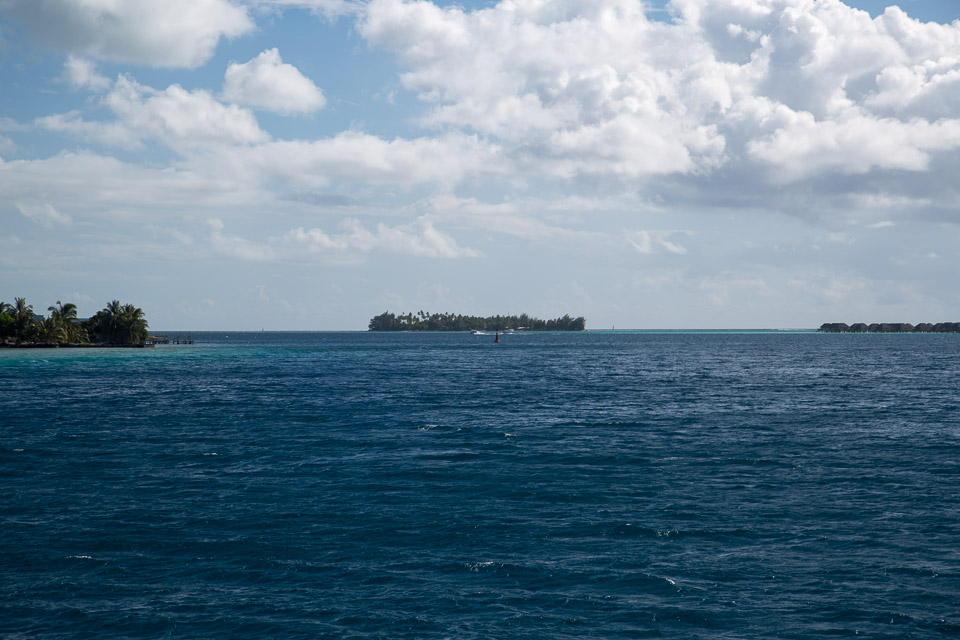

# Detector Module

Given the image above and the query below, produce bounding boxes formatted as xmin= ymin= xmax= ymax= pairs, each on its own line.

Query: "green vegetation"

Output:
xmin=0 ymin=298 xmax=149 ymax=346
xmin=368 ymin=311 xmax=586 ymax=332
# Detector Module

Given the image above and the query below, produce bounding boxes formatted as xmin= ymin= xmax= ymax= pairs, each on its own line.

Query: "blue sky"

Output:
xmin=2 ymin=0 xmax=960 ymax=330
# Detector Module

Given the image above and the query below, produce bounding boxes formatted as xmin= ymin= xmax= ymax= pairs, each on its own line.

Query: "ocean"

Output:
xmin=2 ymin=331 xmax=959 ymax=638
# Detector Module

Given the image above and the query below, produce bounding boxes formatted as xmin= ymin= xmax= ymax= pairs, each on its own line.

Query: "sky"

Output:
xmin=2 ymin=0 xmax=960 ymax=330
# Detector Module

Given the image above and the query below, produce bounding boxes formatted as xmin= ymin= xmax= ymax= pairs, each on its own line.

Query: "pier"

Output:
xmin=146 ymin=334 xmax=194 ymax=345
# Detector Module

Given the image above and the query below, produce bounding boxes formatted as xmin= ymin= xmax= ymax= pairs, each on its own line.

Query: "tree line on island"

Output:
xmin=369 ymin=311 xmax=586 ymax=332
xmin=0 ymin=298 xmax=149 ymax=346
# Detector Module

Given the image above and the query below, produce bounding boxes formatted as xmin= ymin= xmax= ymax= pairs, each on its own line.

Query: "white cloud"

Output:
xmin=223 ymin=48 xmax=326 ymax=115
xmin=34 ymin=110 xmax=142 ymax=149
xmin=0 ymin=0 xmax=253 ymax=68
xmin=37 ymin=75 xmax=269 ymax=152
xmin=360 ymin=0 xmax=728 ymax=179
xmin=63 ymin=56 xmax=110 ymax=91
xmin=422 ymin=194 xmax=612 ymax=245
xmin=105 ymin=75 xmax=269 ymax=149
xmin=189 ymin=131 xmax=498 ymax=189
xmin=208 ymin=218 xmax=276 ymax=261
xmin=745 ymin=107 xmax=960 ymax=180
xmin=625 ymin=229 xmax=691 ymax=255
xmin=252 ymin=0 xmax=361 ymax=18
xmin=0 ymin=152 xmax=265 ymax=216
xmin=0 ymin=134 xmax=16 ymax=156
xmin=358 ymin=0 xmax=960 ymax=196
xmin=284 ymin=217 xmax=481 ymax=259
xmin=16 ymin=200 xmax=72 ymax=227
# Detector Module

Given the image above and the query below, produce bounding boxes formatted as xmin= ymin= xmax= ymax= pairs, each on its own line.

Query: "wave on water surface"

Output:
xmin=2 ymin=331 xmax=960 ymax=639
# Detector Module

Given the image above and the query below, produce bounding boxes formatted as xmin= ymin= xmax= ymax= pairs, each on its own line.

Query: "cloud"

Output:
xmin=15 ymin=200 xmax=72 ymax=227
xmin=744 ymin=106 xmax=960 ymax=180
xmin=0 ymin=0 xmax=253 ymax=68
xmin=188 ymin=131 xmax=499 ymax=189
xmin=208 ymin=218 xmax=276 ymax=261
xmin=358 ymin=0 xmax=960 ymax=200
xmin=252 ymin=0 xmax=362 ymax=18
xmin=63 ymin=56 xmax=110 ymax=91
xmin=360 ymin=0 xmax=728 ymax=179
xmin=422 ymin=194 xmax=612 ymax=246
xmin=14 ymin=0 xmax=960 ymax=247
xmin=0 ymin=152 xmax=265 ymax=216
xmin=0 ymin=134 xmax=16 ymax=156
xmin=223 ymin=48 xmax=326 ymax=115
xmin=36 ymin=75 xmax=269 ymax=151
xmin=104 ymin=76 xmax=269 ymax=148
xmin=625 ymin=230 xmax=690 ymax=255
xmin=699 ymin=273 xmax=774 ymax=307
xmin=284 ymin=217 xmax=481 ymax=259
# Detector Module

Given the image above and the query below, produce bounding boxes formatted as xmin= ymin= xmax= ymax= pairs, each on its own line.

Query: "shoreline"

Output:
xmin=0 ymin=342 xmax=155 ymax=349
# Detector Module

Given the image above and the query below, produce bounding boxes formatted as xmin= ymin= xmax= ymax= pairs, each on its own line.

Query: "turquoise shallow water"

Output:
xmin=2 ymin=331 xmax=960 ymax=638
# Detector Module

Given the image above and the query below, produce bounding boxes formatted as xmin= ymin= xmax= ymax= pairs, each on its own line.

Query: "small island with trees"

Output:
xmin=1 ymin=298 xmax=150 ymax=347
xmin=368 ymin=311 xmax=586 ymax=332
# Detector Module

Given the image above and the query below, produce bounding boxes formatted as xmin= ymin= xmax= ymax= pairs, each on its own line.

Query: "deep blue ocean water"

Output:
xmin=2 ymin=331 xmax=960 ymax=639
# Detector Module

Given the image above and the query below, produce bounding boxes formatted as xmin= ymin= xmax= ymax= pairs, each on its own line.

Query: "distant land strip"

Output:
xmin=819 ymin=322 xmax=960 ymax=333
xmin=369 ymin=311 xmax=586 ymax=332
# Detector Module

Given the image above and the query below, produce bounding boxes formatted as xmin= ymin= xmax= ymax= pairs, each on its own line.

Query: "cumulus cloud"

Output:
xmin=360 ymin=0 xmax=728 ymax=179
xmin=223 ymin=49 xmax=326 ymax=114
xmin=36 ymin=75 xmax=269 ymax=151
xmin=358 ymin=0 xmax=960 ymax=191
xmin=745 ymin=109 xmax=960 ymax=180
xmin=15 ymin=0 xmax=960 ymax=236
xmin=104 ymin=76 xmax=269 ymax=148
xmin=0 ymin=0 xmax=253 ymax=68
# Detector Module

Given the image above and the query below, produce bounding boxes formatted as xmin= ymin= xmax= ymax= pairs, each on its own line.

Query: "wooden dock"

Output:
xmin=146 ymin=334 xmax=194 ymax=345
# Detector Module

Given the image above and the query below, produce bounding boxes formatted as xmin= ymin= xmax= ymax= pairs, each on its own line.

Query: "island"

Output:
xmin=819 ymin=322 xmax=960 ymax=333
xmin=368 ymin=311 xmax=586 ymax=332
xmin=0 ymin=297 xmax=150 ymax=347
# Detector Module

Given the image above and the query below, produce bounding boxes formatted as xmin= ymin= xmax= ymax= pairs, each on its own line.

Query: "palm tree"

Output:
xmin=96 ymin=299 xmax=123 ymax=343
xmin=13 ymin=297 xmax=35 ymax=344
xmin=48 ymin=301 xmax=79 ymax=343
xmin=94 ymin=300 xmax=147 ymax=344
xmin=0 ymin=301 xmax=13 ymax=341
xmin=119 ymin=304 xmax=148 ymax=344
xmin=39 ymin=316 xmax=66 ymax=344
